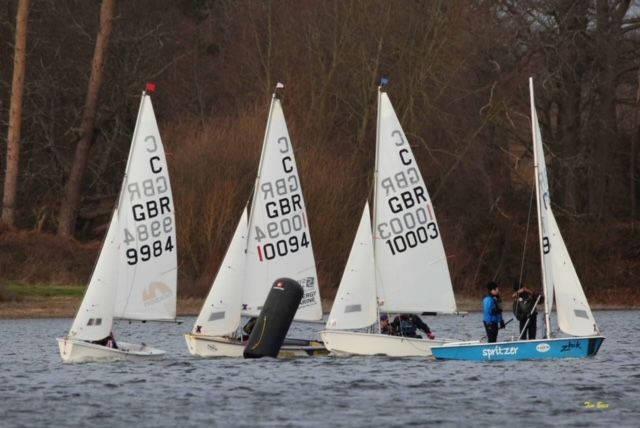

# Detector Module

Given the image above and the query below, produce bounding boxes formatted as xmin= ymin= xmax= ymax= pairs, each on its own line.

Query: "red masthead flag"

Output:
xmin=145 ymin=82 xmax=157 ymax=93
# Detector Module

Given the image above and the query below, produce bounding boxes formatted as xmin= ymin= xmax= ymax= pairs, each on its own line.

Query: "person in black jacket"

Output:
xmin=380 ymin=314 xmax=394 ymax=335
xmin=391 ymin=314 xmax=435 ymax=339
xmin=512 ymin=282 xmax=543 ymax=340
xmin=93 ymin=331 xmax=118 ymax=349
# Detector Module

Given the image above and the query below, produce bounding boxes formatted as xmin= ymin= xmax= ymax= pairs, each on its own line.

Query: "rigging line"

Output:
xmin=518 ymin=181 xmax=535 ymax=287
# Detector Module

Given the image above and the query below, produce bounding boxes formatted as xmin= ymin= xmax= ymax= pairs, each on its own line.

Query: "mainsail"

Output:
xmin=114 ymin=93 xmax=177 ymax=321
xmin=530 ymin=80 xmax=555 ymax=318
xmin=374 ymin=90 xmax=457 ymax=314
xmin=69 ymin=211 xmax=119 ymax=341
xmin=193 ymin=208 xmax=248 ymax=336
xmin=243 ymin=94 xmax=323 ymax=320
xmin=530 ymin=78 xmax=598 ymax=337
xmin=326 ymin=203 xmax=377 ymax=330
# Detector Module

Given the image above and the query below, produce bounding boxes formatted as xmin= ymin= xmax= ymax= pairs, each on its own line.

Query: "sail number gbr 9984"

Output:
xmin=123 ymin=135 xmax=174 ymax=265
xmin=378 ymin=129 xmax=440 ymax=256
xmin=254 ymin=136 xmax=310 ymax=262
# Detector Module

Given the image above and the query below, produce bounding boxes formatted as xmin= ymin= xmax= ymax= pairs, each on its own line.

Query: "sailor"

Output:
xmin=380 ymin=314 xmax=394 ymax=335
xmin=105 ymin=332 xmax=118 ymax=349
xmin=483 ymin=282 xmax=505 ymax=343
xmin=391 ymin=314 xmax=435 ymax=339
xmin=92 ymin=331 xmax=118 ymax=349
xmin=242 ymin=317 xmax=257 ymax=340
xmin=512 ymin=281 xmax=542 ymax=340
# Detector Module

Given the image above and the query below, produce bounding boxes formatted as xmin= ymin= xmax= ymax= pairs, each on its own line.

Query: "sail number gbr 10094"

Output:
xmin=253 ymin=213 xmax=310 ymax=261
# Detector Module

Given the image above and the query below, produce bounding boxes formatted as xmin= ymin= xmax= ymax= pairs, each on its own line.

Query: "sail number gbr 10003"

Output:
xmin=378 ymin=207 xmax=440 ymax=256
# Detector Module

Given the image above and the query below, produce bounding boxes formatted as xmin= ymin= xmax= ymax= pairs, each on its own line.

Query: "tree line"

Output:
xmin=1 ymin=0 xmax=639 ymax=297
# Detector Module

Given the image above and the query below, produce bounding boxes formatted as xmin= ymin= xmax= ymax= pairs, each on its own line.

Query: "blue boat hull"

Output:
xmin=431 ymin=336 xmax=604 ymax=361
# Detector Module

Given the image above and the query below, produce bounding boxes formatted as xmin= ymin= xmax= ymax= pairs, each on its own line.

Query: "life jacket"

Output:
xmin=513 ymin=293 xmax=536 ymax=321
xmin=399 ymin=318 xmax=417 ymax=336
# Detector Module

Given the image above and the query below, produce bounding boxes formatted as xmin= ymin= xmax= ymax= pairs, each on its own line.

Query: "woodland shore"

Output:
xmin=1 ymin=294 xmax=637 ymax=320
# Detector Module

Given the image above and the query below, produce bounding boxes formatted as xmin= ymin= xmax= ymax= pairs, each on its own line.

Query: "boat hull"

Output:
xmin=184 ymin=334 xmax=328 ymax=358
xmin=57 ymin=337 xmax=165 ymax=363
xmin=431 ymin=336 xmax=605 ymax=361
xmin=320 ymin=330 xmax=466 ymax=357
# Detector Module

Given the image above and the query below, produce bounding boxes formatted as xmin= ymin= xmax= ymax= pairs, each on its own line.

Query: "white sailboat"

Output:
xmin=57 ymin=86 xmax=177 ymax=362
xmin=320 ymin=84 xmax=466 ymax=357
xmin=185 ymin=84 xmax=325 ymax=357
xmin=431 ymin=78 xmax=604 ymax=361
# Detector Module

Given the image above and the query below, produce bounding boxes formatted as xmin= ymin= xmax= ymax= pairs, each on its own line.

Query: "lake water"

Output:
xmin=0 ymin=311 xmax=638 ymax=427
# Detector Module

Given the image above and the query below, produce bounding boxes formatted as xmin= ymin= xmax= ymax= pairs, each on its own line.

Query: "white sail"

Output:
xmin=374 ymin=91 xmax=456 ymax=314
xmin=193 ymin=208 xmax=248 ymax=336
xmin=242 ymin=96 xmax=322 ymax=321
xmin=530 ymin=79 xmax=555 ymax=316
xmin=326 ymin=203 xmax=377 ymax=330
xmin=547 ymin=211 xmax=598 ymax=336
xmin=114 ymin=94 xmax=177 ymax=321
xmin=69 ymin=211 xmax=119 ymax=341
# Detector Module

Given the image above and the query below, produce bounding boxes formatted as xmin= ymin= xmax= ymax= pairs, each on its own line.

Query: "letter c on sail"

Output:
xmin=150 ymin=156 xmax=163 ymax=173
xmin=145 ymin=135 xmax=158 ymax=153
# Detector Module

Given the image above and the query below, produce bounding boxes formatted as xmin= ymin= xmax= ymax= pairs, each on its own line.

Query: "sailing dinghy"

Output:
xmin=431 ymin=79 xmax=605 ymax=361
xmin=185 ymin=84 xmax=326 ymax=357
xmin=320 ymin=83 xmax=467 ymax=357
xmin=57 ymin=85 xmax=177 ymax=362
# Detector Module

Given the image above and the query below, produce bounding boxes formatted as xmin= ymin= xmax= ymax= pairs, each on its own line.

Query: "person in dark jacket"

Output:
xmin=242 ymin=317 xmax=257 ymax=340
xmin=380 ymin=314 xmax=394 ymax=335
xmin=512 ymin=282 xmax=543 ymax=340
xmin=483 ymin=282 xmax=505 ymax=343
xmin=391 ymin=314 xmax=435 ymax=339
xmin=93 ymin=331 xmax=118 ymax=349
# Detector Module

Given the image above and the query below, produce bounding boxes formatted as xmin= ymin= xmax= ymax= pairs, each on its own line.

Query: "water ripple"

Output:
xmin=0 ymin=311 xmax=638 ymax=426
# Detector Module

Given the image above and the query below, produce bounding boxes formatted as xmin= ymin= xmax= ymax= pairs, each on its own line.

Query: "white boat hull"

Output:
xmin=184 ymin=333 xmax=328 ymax=358
xmin=57 ymin=337 xmax=165 ymax=363
xmin=320 ymin=330 xmax=470 ymax=357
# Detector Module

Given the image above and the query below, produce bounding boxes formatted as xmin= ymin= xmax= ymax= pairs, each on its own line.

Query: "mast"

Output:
xmin=373 ymin=79 xmax=385 ymax=331
xmin=245 ymin=84 xmax=281 ymax=250
xmin=529 ymin=78 xmax=552 ymax=338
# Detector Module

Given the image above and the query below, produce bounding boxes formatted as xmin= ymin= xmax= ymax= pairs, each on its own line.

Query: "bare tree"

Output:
xmin=57 ymin=0 xmax=116 ymax=237
xmin=1 ymin=0 xmax=30 ymax=228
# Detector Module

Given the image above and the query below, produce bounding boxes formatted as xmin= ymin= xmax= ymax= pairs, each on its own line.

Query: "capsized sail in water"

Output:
xmin=431 ymin=78 xmax=604 ymax=361
xmin=57 ymin=84 xmax=177 ymax=363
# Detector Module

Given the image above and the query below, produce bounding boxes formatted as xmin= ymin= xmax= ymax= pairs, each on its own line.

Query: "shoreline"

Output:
xmin=0 ymin=296 xmax=637 ymax=319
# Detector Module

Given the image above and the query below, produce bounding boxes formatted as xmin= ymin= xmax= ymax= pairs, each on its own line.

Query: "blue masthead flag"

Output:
xmin=380 ymin=77 xmax=390 ymax=87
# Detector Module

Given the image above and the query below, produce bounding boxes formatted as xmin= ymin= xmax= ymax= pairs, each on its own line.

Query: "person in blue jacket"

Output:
xmin=483 ymin=282 xmax=505 ymax=343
